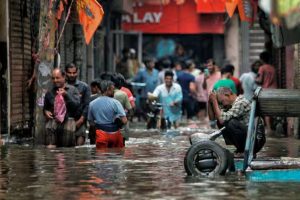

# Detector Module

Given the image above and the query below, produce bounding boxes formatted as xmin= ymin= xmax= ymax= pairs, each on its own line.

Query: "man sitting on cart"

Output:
xmin=208 ymin=87 xmax=265 ymax=157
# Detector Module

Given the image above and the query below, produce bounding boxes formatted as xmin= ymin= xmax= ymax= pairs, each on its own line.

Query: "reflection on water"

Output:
xmin=0 ymin=134 xmax=300 ymax=200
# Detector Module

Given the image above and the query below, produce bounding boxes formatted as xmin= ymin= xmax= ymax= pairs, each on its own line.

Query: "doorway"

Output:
xmin=111 ymin=31 xmax=143 ymax=72
xmin=0 ymin=42 xmax=8 ymax=134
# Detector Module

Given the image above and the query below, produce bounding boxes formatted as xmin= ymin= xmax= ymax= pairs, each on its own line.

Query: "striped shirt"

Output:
xmin=220 ymin=95 xmax=251 ymax=126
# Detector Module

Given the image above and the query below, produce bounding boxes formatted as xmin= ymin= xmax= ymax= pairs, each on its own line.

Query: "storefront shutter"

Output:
xmin=9 ymin=0 xmax=32 ymax=132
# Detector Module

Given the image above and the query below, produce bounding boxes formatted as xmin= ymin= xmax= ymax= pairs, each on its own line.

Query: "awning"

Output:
xmin=122 ymin=0 xmax=224 ymax=34
xmin=196 ymin=0 xmax=226 ymax=13
xmin=196 ymin=0 xmax=258 ymax=23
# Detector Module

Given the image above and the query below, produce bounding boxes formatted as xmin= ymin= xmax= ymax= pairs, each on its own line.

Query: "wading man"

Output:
xmin=65 ymin=63 xmax=91 ymax=145
xmin=149 ymin=70 xmax=182 ymax=128
xmin=88 ymin=80 xmax=127 ymax=148
xmin=43 ymin=68 xmax=80 ymax=148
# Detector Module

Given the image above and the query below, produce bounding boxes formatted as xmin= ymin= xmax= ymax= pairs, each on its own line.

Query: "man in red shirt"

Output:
xmin=256 ymin=51 xmax=277 ymax=89
xmin=256 ymin=51 xmax=278 ymax=134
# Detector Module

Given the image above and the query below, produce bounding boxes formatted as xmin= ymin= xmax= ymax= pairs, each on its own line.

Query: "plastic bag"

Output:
xmin=54 ymin=93 xmax=67 ymax=123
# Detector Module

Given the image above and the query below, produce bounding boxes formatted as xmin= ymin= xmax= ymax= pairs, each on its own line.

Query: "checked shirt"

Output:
xmin=220 ymin=95 xmax=251 ymax=126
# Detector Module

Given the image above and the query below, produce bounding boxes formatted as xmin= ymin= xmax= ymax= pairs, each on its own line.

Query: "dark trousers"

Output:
xmin=136 ymin=97 xmax=148 ymax=121
xmin=182 ymin=98 xmax=195 ymax=119
xmin=222 ymin=119 xmax=265 ymax=154
xmin=222 ymin=119 xmax=247 ymax=153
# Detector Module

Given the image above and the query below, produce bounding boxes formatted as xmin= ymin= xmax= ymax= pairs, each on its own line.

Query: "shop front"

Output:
xmin=121 ymin=0 xmax=225 ymax=66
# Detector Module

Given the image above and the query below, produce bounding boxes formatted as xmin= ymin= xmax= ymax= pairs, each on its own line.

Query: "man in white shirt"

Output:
xmin=149 ymin=70 xmax=183 ymax=128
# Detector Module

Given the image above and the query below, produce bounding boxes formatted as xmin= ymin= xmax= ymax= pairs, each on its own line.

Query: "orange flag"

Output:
xmin=237 ymin=0 xmax=257 ymax=23
xmin=225 ymin=0 xmax=238 ymax=18
xmin=56 ymin=1 xmax=64 ymax=20
xmin=77 ymin=0 xmax=104 ymax=44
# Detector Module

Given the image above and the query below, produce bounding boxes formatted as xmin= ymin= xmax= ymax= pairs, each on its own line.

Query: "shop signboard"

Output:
xmin=122 ymin=0 xmax=224 ymax=34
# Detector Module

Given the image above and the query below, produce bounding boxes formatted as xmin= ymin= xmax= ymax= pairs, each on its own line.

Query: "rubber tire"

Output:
xmin=184 ymin=140 xmax=229 ymax=176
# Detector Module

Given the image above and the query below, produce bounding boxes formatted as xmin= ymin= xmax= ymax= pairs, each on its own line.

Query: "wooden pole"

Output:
xmin=34 ymin=0 xmax=57 ymax=144
xmin=6 ymin=0 xmax=10 ymax=142
xmin=86 ymin=38 xmax=94 ymax=83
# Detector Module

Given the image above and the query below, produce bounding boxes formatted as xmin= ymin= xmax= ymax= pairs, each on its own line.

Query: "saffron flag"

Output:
xmin=237 ymin=0 xmax=257 ymax=23
xmin=225 ymin=0 xmax=238 ymax=18
xmin=77 ymin=0 xmax=104 ymax=44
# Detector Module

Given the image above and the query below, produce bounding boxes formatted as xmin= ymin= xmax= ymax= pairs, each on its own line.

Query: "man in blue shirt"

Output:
xmin=88 ymin=80 xmax=127 ymax=148
xmin=177 ymin=61 xmax=196 ymax=120
xmin=133 ymin=57 xmax=159 ymax=121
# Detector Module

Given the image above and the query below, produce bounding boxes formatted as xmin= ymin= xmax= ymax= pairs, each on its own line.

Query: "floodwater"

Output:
xmin=1 ymin=129 xmax=300 ymax=200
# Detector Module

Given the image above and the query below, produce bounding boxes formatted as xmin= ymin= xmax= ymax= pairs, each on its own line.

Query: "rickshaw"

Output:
xmin=184 ymin=87 xmax=300 ymax=181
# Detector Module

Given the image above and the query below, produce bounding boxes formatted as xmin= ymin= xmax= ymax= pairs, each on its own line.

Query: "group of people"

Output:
xmin=207 ymin=51 xmax=277 ymax=156
xmin=129 ymin=50 xmax=276 ymax=155
xmin=43 ymin=64 xmax=133 ymax=149
xmin=43 ymin=49 xmax=276 ymax=156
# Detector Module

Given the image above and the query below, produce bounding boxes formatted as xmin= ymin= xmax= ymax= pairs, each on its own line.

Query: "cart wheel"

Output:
xmin=184 ymin=140 xmax=229 ymax=176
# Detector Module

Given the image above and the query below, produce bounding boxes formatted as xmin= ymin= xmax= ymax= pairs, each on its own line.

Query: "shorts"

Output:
xmin=96 ymin=129 xmax=125 ymax=148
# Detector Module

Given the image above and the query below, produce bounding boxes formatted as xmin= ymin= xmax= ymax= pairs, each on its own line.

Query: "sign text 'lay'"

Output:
xmin=122 ymin=12 xmax=163 ymax=24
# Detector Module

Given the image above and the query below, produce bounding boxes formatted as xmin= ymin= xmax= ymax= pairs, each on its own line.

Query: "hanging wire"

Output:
xmin=55 ymin=0 xmax=75 ymax=50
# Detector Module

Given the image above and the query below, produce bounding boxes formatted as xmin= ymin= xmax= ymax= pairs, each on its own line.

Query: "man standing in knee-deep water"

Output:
xmin=43 ymin=68 xmax=80 ymax=148
xmin=208 ymin=87 xmax=265 ymax=156
xmin=255 ymin=51 xmax=277 ymax=135
xmin=88 ymin=80 xmax=127 ymax=148
xmin=149 ymin=70 xmax=182 ymax=129
xmin=65 ymin=63 xmax=91 ymax=145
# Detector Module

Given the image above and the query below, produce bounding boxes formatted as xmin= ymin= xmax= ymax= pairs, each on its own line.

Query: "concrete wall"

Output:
xmin=224 ymin=15 xmax=240 ymax=76
xmin=0 ymin=0 xmax=7 ymax=42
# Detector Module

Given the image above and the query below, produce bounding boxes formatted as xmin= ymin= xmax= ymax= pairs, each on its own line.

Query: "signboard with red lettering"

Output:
xmin=122 ymin=0 xmax=224 ymax=34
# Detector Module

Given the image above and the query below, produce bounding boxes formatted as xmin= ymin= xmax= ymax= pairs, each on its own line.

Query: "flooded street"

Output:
xmin=1 ymin=129 xmax=300 ymax=200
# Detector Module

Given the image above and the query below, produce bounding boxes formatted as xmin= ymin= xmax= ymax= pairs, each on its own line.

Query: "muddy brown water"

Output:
xmin=1 ymin=129 xmax=300 ymax=200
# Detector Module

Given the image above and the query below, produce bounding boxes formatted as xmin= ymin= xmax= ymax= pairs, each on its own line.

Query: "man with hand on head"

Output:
xmin=208 ymin=87 xmax=265 ymax=157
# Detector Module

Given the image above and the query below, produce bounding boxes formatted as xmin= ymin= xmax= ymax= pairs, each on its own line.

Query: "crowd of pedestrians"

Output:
xmin=42 ymin=44 xmax=277 ymax=151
